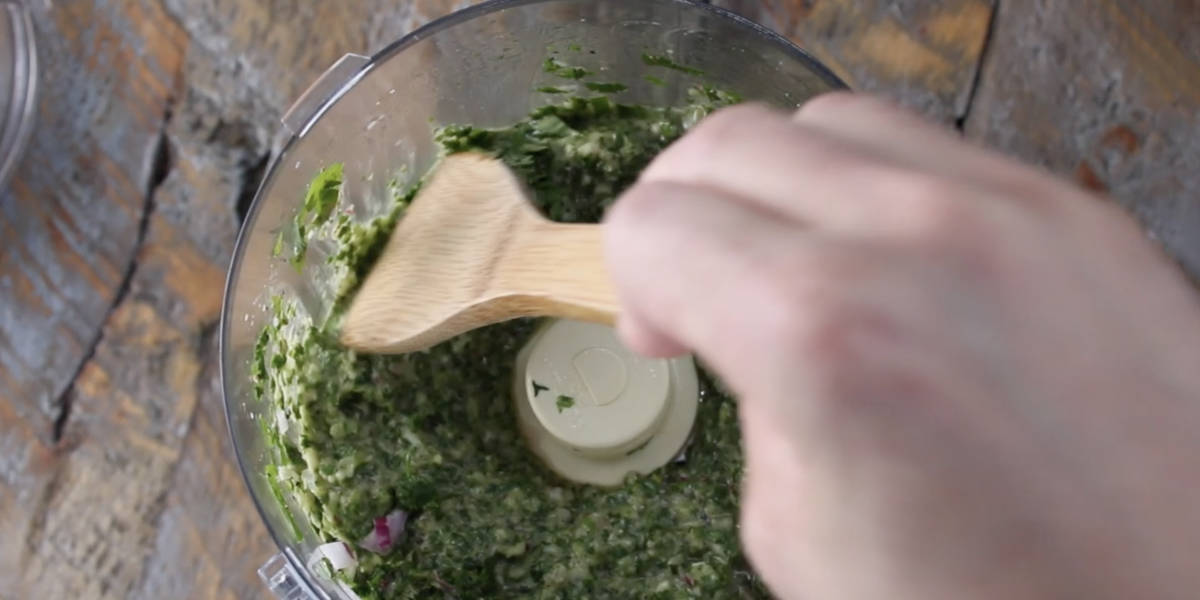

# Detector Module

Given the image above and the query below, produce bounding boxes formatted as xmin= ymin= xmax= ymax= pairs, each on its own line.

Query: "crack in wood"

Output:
xmin=234 ymin=151 xmax=272 ymax=224
xmin=50 ymin=101 xmax=178 ymax=443
xmin=955 ymin=0 xmax=1000 ymax=131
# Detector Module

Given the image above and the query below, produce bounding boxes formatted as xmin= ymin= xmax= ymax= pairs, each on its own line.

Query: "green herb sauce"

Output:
xmin=255 ymin=88 xmax=766 ymax=599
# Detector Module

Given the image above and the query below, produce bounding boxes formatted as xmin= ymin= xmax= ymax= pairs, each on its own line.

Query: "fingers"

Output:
xmin=792 ymin=93 xmax=973 ymax=172
xmin=641 ymin=96 xmax=1064 ymax=240
xmin=641 ymin=102 xmax=988 ymax=236
xmin=616 ymin=310 xmax=687 ymax=358
xmin=604 ymin=180 xmax=784 ymax=367
xmin=641 ymin=103 xmax=904 ymax=231
xmin=793 ymin=93 xmax=1066 ymax=202
xmin=604 ymin=180 xmax=867 ymax=395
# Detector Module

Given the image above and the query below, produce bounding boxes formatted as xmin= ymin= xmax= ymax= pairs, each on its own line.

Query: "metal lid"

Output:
xmin=0 ymin=1 xmax=37 ymax=188
xmin=514 ymin=319 xmax=699 ymax=487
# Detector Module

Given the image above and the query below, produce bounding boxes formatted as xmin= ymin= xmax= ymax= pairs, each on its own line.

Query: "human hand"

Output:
xmin=603 ymin=93 xmax=1200 ymax=600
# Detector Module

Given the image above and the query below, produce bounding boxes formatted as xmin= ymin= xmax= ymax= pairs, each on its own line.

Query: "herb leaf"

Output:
xmin=641 ymin=53 xmax=705 ymax=76
xmin=304 ymin=162 xmax=344 ymax=227
xmin=543 ymin=57 xmax=590 ymax=80
xmin=284 ymin=162 xmax=344 ymax=271
xmin=555 ymin=395 xmax=575 ymax=412
xmin=584 ymin=82 xmax=628 ymax=94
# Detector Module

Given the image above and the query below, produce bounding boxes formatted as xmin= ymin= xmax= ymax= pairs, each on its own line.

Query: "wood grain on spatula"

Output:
xmin=341 ymin=153 xmax=619 ymax=354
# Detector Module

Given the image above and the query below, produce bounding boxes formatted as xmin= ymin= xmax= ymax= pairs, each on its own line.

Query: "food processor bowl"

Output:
xmin=220 ymin=1 xmax=843 ymax=597
xmin=0 ymin=1 xmax=37 ymax=190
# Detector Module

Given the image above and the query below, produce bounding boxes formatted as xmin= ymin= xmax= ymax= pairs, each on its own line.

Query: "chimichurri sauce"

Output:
xmin=253 ymin=86 xmax=769 ymax=599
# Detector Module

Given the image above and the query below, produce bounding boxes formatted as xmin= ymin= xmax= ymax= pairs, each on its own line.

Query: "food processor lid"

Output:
xmin=514 ymin=320 xmax=699 ymax=487
xmin=0 ymin=1 xmax=37 ymax=189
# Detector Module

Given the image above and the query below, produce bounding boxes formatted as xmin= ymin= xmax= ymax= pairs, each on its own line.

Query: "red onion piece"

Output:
xmin=358 ymin=509 xmax=407 ymax=555
xmin=374 ymin=516 xmax=392 ymax=551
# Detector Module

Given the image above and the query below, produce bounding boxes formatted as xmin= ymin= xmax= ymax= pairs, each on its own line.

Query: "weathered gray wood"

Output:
xmin=964 ymin=0 xmax=1200 ymax=278
xmin=0 ymin=0 xmax=181 ymax=440
xmin=1 ymin=0 xmax=482 ymax=597
xmin=0 ymin=0 xmax=184 ymax=592
xmin=714 ymin=0 xmax=996 ymax=122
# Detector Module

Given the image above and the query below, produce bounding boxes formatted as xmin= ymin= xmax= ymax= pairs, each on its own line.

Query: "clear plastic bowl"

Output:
xmin=0 ymin=1 xmax=37 ymax=189
xmin=220 ymin=1 xmax=843 ymax=597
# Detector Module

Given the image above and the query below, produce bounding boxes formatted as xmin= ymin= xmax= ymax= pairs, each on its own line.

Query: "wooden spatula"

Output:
xmin=341 ymin=152 xmax=618 ymax=354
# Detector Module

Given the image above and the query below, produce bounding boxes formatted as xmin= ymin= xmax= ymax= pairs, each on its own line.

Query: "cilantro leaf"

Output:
xmin=556 ymin=395 xmax=575 ymax=412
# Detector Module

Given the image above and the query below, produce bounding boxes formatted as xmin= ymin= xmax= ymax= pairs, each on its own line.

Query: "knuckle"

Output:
xmin=790 ymin=301 xmax=870 ymax=371
xmin=607 ymin=181 xmax=673 ymax=227
xmin=877 ymin=170 xmax=987 ymax=246
xmin=698 ymin=102 xmax=778 ymax=135
xmin=795 ymin=91 xmax=894 ymax=121
xmin=676 ymin=103 xmax=781 ymax=157
xmin=604 ymin=182 xmax=685 ymax=258
xmin=793 ymin=90 xmax=857 ymax=120
xmin=646 ymin=103 xmax=797 ymax=186
xmin=743 ymin=254 xmax=907 ymax=405
xmin=882 ymin=169 xmax=954 ymax=210
xmin=747 ymin=256 xmax=869 ymax=368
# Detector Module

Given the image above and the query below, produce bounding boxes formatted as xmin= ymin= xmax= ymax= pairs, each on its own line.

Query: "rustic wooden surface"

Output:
xmin=0 ymin=0 xmax=1196 ymax=597
xmin=716 ymin=0 xmax=995 ymax=122
xmin=961 ymin=0 xmax=1200 ymax=277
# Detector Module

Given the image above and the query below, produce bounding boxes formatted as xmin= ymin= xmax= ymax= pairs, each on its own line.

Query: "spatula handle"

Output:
xmin=492 ymin=221 xmax=619 ymax=325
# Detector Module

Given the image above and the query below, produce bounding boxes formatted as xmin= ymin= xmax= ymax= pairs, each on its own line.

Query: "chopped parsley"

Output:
xmin=542 ymin=56 xmax=590 ymax=80
xmin=280 ymin=162 xmax=344 ymax=270
xmin=641 ymin=53 xmax=706 ymax=76
xmin=584 ymin=82 xmax=629 ymax=93
xmin=555 ymin=395 xmax=575 ymax=412
xmin=253 ymin=85 xmax=761 ymax=598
